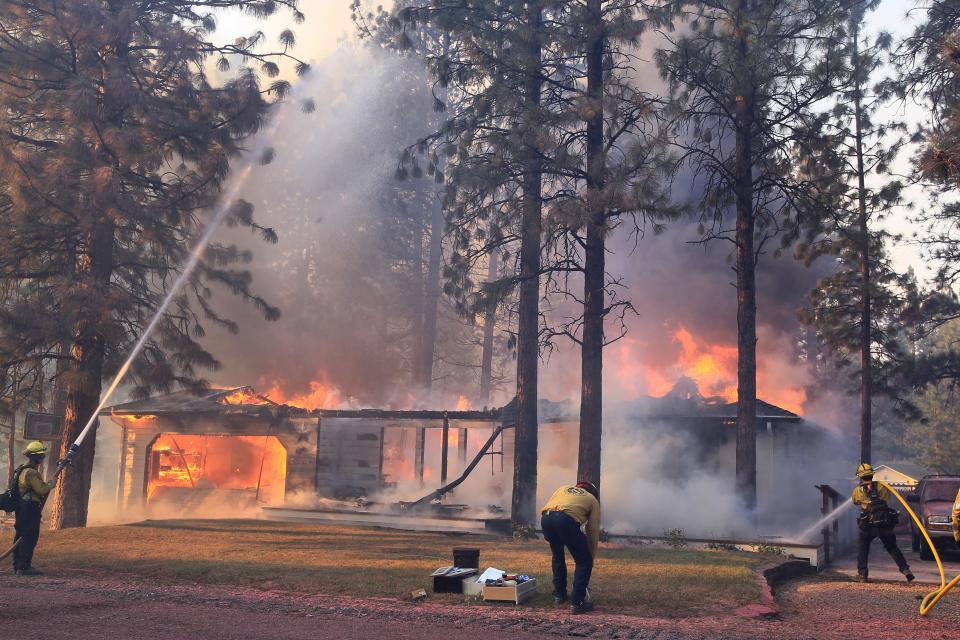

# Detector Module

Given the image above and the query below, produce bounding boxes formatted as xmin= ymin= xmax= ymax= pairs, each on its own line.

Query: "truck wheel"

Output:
xmin=920 ymin=537 xmax=934 ymax=561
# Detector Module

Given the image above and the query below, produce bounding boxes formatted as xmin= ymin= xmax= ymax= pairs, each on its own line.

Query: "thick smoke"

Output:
xmin=200 ymin=45 xmax=447 ymax=405
xmin=88 ymin=34 xmax=858 ymax=537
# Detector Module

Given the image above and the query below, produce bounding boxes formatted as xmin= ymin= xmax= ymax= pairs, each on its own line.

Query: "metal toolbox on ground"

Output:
xmin=481 ymin=578 xmax=537 ymax=604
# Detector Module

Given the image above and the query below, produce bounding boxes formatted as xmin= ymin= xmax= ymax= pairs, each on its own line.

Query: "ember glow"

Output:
xmin=614 ymin=325 xmax=807 ymax=415
xmin=147 ymin=434 xmax=286 ymax=505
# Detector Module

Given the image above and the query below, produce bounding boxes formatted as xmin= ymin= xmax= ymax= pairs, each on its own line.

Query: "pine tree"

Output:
xmin=389 ymin=0 xmax=562 ymax=529
xmin=896 ymin=0 xmax=960 ymax=192
xmin=888 ymin=0 xmax=960 ymax=390
xmin=795 ymin=0 xmax=908 ymax=464
xmin=564 ymin=1 xmax=673 ymax=489
xmin=0 ymin=0 xmax=308 ymax=528
xmin=654 ymin=0 xmax=846 ymax=508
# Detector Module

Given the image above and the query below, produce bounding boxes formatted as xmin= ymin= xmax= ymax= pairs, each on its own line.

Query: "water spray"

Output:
xmin=793 ymin=497 xmax=854 ymax=543
xmin=55 ymin=163 xmax=254 ymax=475
xmin=56 ymin=110 xmax=287 ymax=477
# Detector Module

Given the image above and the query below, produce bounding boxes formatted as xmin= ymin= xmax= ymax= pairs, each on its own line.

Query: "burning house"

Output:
xmin=100 ymin=375 xmax=847 ymax=539
xmin=105 ymin=388 xmax=320 ymax=510
xmin=102 ymin=386 xmax=509 ymax=514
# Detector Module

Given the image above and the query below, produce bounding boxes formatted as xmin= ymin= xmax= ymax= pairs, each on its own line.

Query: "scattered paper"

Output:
xmin=475 ymin=567 xmax=505 ymax=584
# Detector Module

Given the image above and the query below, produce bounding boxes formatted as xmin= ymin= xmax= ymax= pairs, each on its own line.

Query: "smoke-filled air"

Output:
xmin=3 ymin=0 xmax=960 ymax=634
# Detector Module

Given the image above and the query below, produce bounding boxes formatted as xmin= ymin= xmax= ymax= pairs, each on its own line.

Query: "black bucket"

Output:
xmin=453 ymin=547 xmax=480 ymax=569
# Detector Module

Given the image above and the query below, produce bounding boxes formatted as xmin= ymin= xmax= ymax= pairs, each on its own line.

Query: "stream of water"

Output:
xmin=68 ymin=162 xmax=256 ymax=454
xmin=791 ymin=496 xmax=855 ymax=543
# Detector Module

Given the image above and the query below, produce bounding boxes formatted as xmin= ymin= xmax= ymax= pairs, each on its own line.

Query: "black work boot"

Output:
xmin=902 ymin=568 xmax=915 ymax=583
xmin=856 ymin=570 xmax=868 ymax=583
xmin=553 ymin=594 xmax=569 ymax=605
xmin=16 ymin=567 xmax=42 ymax=576
xmin=571 ymin=601 xmax=594 ymax=615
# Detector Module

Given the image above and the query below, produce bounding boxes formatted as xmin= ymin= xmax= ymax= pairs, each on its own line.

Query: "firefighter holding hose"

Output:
xmin=541 ymin=481 xmax=601 ymax=614
xmin=12 ymin=441 xmax=56 ymax=576
xmin=852 ymin=463 xmax=914 ymax=583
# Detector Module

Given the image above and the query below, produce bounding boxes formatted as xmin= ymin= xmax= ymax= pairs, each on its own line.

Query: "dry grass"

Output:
xmin=37 ymin=519 xmax=765 ymax=617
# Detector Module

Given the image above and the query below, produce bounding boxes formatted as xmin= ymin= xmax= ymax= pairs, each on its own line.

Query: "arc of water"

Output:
xmin=793 ymin=497 xmax=854 ymax=543
xmin=58 ymin=112 xmax=286 ymax=473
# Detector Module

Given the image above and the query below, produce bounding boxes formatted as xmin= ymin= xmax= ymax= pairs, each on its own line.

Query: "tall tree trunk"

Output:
xmin=511 ymin=0 xmax=544 ymax=531
xmin=578 ymin=0 xmax=606 ymax=488
xmin=733 ymin=0 xmax=757 ymax=510
xmin=49 ymin=219 xmax=115 ymax=529
xmin=411 ymin=197 xmax=425 ymax=385
xmin=6 ymin=379 xmax=18 ymax=486
xmin=480 ymin=245 xmax=498 ymax=405
xmin=418 ymin=197 xmax=443 ymax=392
xmin=851 ymin=20 xmax=872 ymax=465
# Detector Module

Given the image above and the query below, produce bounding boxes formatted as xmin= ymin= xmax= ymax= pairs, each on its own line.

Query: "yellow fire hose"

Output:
xmin=878 ymin=481 xmax=960 ymax=616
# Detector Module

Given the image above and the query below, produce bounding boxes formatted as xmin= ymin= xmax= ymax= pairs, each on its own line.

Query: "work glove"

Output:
xmin=46 ymin=480 xmax=56 ymax=490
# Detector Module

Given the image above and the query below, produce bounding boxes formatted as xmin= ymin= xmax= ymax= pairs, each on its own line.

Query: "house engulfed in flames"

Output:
xmin=103 ymin=378 xmax=845 ymax=521
xmin=103 ymin=387 xmax=506 ymax=511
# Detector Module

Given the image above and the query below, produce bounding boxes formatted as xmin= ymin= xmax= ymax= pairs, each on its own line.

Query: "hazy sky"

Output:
xmin=216 ymin=0 xmax=926 ymax=276
xmin=216 ymin=0 xmax=355 ymax=65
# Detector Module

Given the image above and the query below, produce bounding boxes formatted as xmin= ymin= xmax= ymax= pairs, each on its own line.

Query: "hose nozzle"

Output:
xmin=57 ymin=443 xmax=80 ymax=471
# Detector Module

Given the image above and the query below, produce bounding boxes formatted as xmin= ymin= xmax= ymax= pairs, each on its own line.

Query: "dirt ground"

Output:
xmin=28 ymin=519 xmax=766 ymax=617
xmin=1 ymin=569 xmax=958 ymax=640
xmin=2 ymin=520 xmax=958 ymax=639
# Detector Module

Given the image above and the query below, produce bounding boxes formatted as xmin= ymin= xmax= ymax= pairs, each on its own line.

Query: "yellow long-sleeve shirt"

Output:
xmin=18 ymin=466 xmax=53 ymax=503
xmin=541 ymin=485 xmax=601 ymax=557
xmin=851 ymin=482 xmax=890 ymax=510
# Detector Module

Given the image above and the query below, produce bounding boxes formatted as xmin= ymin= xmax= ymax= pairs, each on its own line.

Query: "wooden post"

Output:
xmin=415 ymin=427 xmax=425 ymax=485
xmin=441 ymin=414 xmax=450 ymax=484
xmin=116 ymin=425 xmax=128 ymax=509
xmin=821 ymin=487 xmax=831 ymax=566
xmin=458 ymin=428 xmax=467 ymax=463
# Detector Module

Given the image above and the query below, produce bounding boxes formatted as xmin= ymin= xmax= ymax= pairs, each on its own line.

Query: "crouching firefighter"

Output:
xmin=852 ymin=463 xmax=913 ymax=583
xmin=12 ymin=441 xmax=56 ymax=576
xmin=540 ymin=482 xmax=601 ymax=614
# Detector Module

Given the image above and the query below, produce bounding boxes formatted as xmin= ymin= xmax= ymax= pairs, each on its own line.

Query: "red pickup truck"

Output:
xmin=907 ymin=475 xmax=960 ymax=560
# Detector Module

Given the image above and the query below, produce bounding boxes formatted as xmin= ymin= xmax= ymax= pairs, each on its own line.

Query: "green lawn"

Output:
xmin=36 ymin=519 xmax=767 ymax=617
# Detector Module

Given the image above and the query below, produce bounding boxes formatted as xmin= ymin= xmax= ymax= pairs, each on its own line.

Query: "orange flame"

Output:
xmin=614 ymin=325 xmax=806 ymax=414
xmin=261 ymin=378 xmax=342 ymax=410
xmin=114 ymin=411 xmax=157 ymax=427
xmin=219 ymin=387 xmax=272 ymax=406
xmin=455 ymin=395 xmax=471 ymax=411
xmin=673 ymin=327 xmax=738 ymax=402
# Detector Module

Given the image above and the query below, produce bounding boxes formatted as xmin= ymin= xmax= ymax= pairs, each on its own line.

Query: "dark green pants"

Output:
xmin=541 ymin=510 xmax=593 ymax=605
xmin=13 ymin=501 xmax=41 ymax=571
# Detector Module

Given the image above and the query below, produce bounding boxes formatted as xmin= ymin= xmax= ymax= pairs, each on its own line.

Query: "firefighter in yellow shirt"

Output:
xmin=540 ymin=482 xmax=601 ymax=614
xmin=12 ymin=441 xmax=56 ymax=576
xmin=851 ymin=463 xmax=913 ymax=583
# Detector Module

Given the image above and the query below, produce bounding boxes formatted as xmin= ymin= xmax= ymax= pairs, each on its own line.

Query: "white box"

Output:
xmin=462 ymin=577 xmax=484 ymax=597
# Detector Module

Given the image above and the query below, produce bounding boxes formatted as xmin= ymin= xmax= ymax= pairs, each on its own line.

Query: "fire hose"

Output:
xmin=878 ymin=481 xmax=960 ymax=617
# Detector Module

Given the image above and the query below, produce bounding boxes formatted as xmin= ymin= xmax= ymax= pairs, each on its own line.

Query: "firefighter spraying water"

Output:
xmin=0 ymin=111 xmax=287 ymax=567
xmin=0 ymin=442 xmax=56 ymax=574
xmin=851 ymin=463 xmax=914 ymax=584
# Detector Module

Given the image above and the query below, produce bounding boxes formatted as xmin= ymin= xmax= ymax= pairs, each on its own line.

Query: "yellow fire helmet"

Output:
xmin=856 ymin=462 xmax=875 ymax=478
xmin=22 ymin=441 xmax=49 ymax=457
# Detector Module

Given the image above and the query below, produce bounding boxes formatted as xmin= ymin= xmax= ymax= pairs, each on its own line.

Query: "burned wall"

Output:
xmin=315 ymin=418 xmax=383 ymax=499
